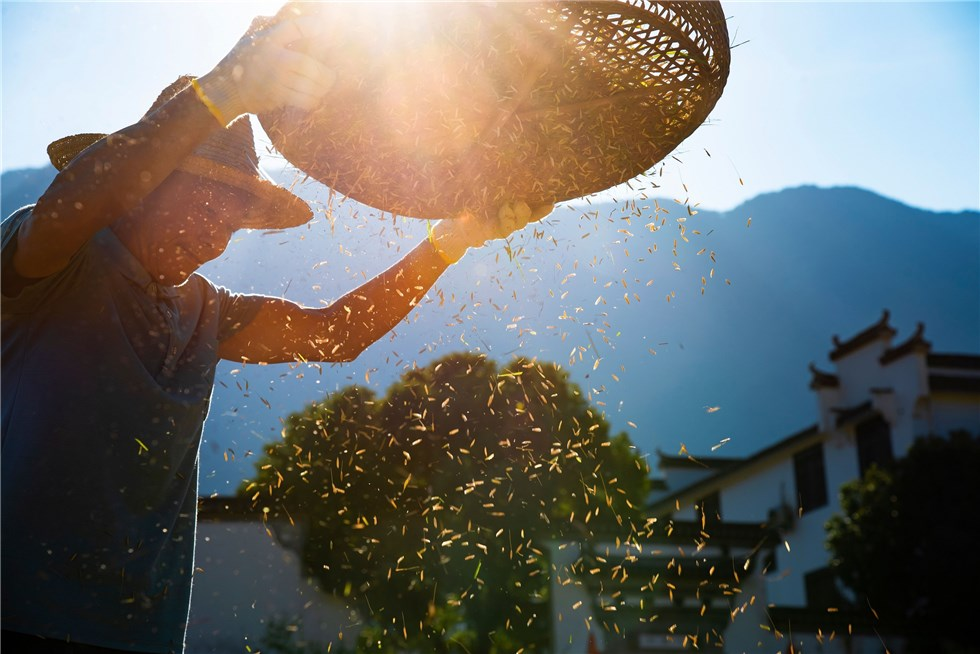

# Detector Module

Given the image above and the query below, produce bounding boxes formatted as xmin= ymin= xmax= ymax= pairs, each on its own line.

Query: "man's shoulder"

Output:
xmin=183 ymin=272 xmax=253 ymax=306
xmin=3 ymin=205 xmax=35 ymax=223
xmin=1 ymin=206 xmax=37 ymax=299
xmin=181 ymin=273 xmax=265 ymax=338
xmin=2 ymin=205 xmax=35 ymax=249
xmin=185 ymin=272 xmax=224 ymax=297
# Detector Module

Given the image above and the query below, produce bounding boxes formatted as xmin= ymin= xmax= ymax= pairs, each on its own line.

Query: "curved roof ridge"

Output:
xmin=829 ymin=309 xmax=896 ymax=361
xmin=880 ymin=322 xmax=931 ymax=365
xmin=808 ymin=362 xmax=840 ymax=389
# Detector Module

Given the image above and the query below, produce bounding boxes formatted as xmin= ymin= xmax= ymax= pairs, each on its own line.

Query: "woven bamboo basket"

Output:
xmin=259 ymin=1 xmax=730 ymax=220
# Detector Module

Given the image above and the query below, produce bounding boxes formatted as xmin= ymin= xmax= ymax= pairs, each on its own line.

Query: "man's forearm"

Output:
xmin=215 ymin=236 xmax=457 ymax=365
xmin=37 ymin=86 xmax=220 ymax=229
xmin=19 ymin=85 xmax=224 ymax=281
xmin=312 ymin=236 xmax=451 ymax=361
xmin=217 ymin=203 xmax=553 ymax=365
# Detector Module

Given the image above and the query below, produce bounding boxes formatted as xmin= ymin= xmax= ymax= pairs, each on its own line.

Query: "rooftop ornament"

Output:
xmin=260 ymin=0 xmax=731 ymax=220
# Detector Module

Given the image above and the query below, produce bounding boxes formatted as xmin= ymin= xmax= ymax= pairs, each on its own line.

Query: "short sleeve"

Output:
xmin=1 ymin=207 xmax=35 ymax=300
xmin=1 ymin=206 xmax=91 ymax=312
xmin=1 ymin=206 xmax=31 ymax=250
xmin=208 ymin=283 xmax=266 ymax=343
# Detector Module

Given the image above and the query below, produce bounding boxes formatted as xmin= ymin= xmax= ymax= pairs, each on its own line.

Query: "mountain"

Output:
xmin=1 ymin=165 xmax=57 ymax=219
xmin=4 ymin=169 xmax=978 ymax=495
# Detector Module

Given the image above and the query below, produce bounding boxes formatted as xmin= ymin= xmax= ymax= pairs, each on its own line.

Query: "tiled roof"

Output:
xmin=832 ymin=400 xmax=876 ymax=428
xmin=808 ymin=362 xmax=839 ymax=389
xmin=656 ymin=451 xmax=743 ymax=470
xmin=880 ymin=322 xmax=930 ymax=364
xmin=928 ymin=353 xmax=980 ymax=370
xmin=647 ymin=424 xmax=821 ymax=516
xmin=829 ymin=309 xmax=895 ymax=362
xmin=929 ymin=374 xmax=980 ymax=394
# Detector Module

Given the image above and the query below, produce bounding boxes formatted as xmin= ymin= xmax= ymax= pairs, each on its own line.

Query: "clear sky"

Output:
xmin=2 ymin=0 xmax=978 ymax=213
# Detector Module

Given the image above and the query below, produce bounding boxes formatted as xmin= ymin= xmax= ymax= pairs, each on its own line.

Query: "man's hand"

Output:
xmin=429 ymin=200 xmax=556 ymax=264
xmin=197 ymin=15 xmax=336 ymax=123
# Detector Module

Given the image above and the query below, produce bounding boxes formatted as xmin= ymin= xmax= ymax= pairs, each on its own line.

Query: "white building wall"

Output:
xmin=709 ymin=449 xmax=845 ymax=609
xmin=824 ymin=427 xmax=861 ymax=486
xmin=834 ymin=340 xmax=891 ymax=405
xmin=186 ymin=520 xmax=359 ymax=654
xmin=766 ymin=503 xmax=836 ymax=608
xmin=723 ymin=572 xmax=771 ymax=652
xmin=669 ymin=504 xmax=699 ymax=521
xmin=656 ymin=323 xmax=976 ymax=654
xmin=814 ymin=385 xmax=841 ymax=432
xmin=878 ymin=354 xmax=929 ymax=454
xmin=549 ymin=540 xmax=603 ymax=654
xmin=886 ymin=351 xmax=928 ymax=396
xmin=709 ymin=437 xmax=860 ymax=610
xmin=716 ymin=463 xmax=795 ymax=524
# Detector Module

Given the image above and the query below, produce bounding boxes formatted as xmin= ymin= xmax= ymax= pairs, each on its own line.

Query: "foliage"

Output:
xmin=825 ymin=430 xmax=980 ymax=653
xmin=242 ymin=352 xmax=650 ymax=653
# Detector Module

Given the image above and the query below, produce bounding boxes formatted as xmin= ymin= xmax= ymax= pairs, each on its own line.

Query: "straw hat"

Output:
xmin=259 ymin=0 xmax=731 ymax=221
xmin=47 ymin=76 xmax=311 ymax=230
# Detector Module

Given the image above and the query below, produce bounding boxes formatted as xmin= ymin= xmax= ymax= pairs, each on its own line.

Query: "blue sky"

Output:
xmin=2 ymin=1 xmax=978 ymax=213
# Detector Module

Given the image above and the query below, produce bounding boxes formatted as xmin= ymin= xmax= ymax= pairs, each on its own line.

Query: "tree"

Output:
xmin=242 ymin=352 xmax=651 ymax=653
xmin=825 ymin=430 xmax=980 ymax=653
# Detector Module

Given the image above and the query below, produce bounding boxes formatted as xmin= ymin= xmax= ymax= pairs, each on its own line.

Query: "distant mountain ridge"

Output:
xmin=3 ymin=167 xmax=978 ymax=494
xmin=1 ymin=165 xmax=57 ymax=219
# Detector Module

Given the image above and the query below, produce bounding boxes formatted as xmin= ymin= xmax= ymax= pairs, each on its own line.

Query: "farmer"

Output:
xmin=0 ymin=15 xmax=552 ymax=654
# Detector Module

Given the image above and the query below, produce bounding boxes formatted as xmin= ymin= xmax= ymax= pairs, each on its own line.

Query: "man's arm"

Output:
xmin=218 ymin=236 xmax=448 ymax=363
xmin=218 ymin=201 xmax=554 ymax=364
xmin=15 ymin=91 xmax=223 ymax=280
xmin=11 ymin=17 xmax=333 ymax=282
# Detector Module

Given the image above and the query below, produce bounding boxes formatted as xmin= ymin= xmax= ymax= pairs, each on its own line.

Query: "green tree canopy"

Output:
xmin=242 ymin=352 xmax=651 ymax=653
xmin=825 ymin=430 xmax=980 ymax=653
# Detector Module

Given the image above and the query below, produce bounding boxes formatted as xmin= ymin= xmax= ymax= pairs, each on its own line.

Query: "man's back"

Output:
xmin=1 ymin=207 xmax=257 ymax=652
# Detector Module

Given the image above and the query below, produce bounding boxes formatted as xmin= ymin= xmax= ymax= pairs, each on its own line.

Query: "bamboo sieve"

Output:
xmin=259 ymin=1 xmax=731 ymax=220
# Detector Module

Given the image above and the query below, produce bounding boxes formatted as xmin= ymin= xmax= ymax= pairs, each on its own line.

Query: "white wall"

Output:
xmin=835 ymin=338 xmax=891 ymax=405
xmin=652 ymin=328 xmax=977 ymax=653
xmin=549 ymin=541 xmax=605 ymax=654
xmin=712 ymin=454 xmax=833 ymax=608
xmin=716 ymin=462 xmax=795 ymax=523
xmin=187 ymin=520 xmax=360 ymax=654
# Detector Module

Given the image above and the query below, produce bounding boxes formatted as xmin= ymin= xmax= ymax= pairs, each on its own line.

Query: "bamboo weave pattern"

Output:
xmin=260 ymin=1 xmax=731 ymax=219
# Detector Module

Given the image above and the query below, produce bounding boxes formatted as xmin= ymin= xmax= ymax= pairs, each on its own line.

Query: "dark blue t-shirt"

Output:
xmin=1 ymin=207 xmax=261 ymax=653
